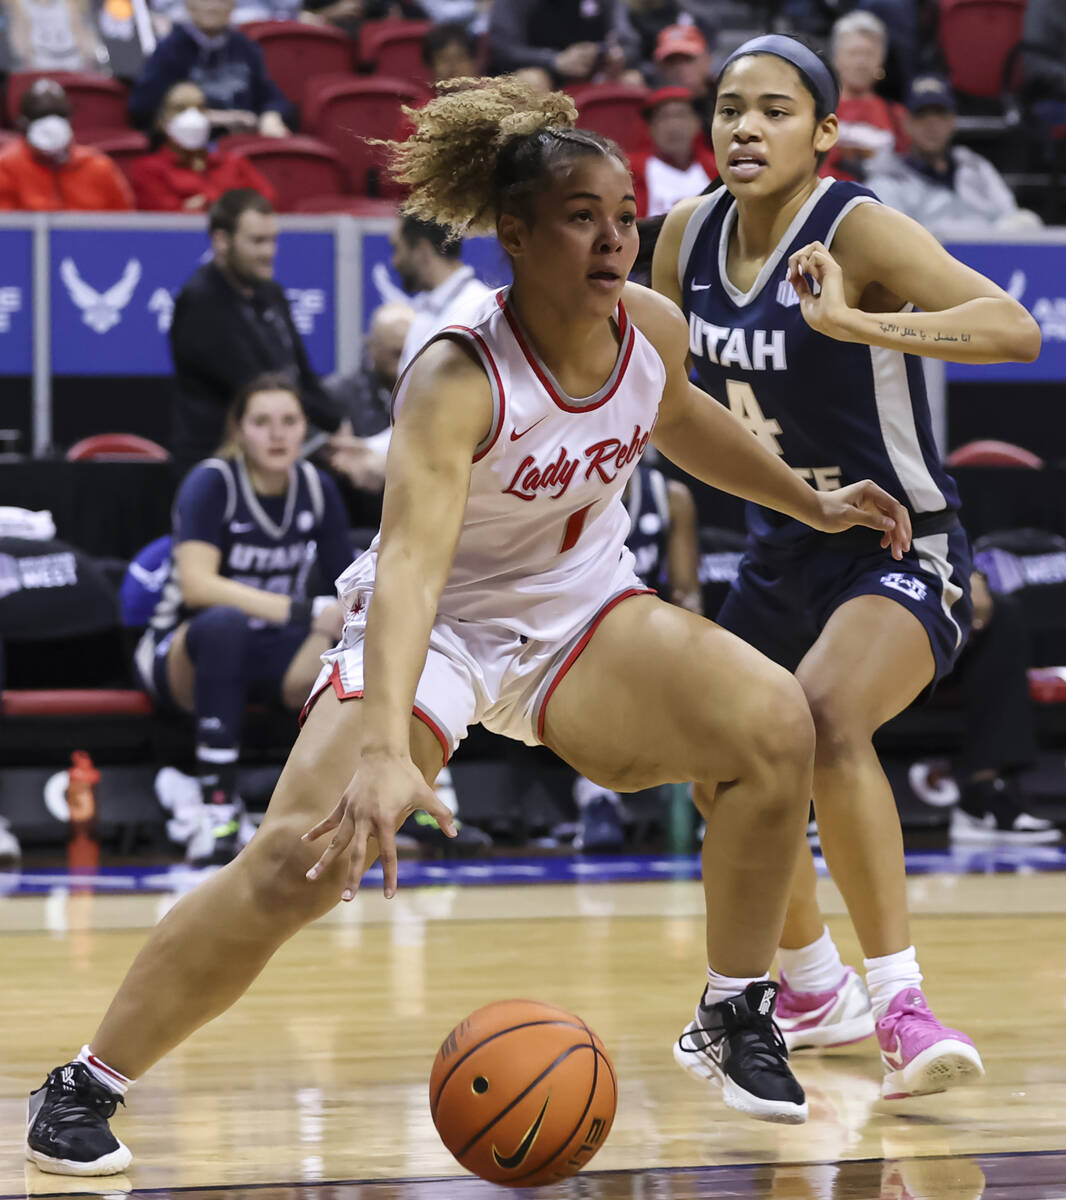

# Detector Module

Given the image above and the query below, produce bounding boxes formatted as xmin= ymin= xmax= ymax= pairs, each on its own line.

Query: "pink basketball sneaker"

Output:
xmin=877 ymin=988 xmax=984 ymax=1099
xmin=775 ymin=967 xmax=875 ymax=1051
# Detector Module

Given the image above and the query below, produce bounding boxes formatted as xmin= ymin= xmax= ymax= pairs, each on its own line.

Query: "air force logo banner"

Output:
xmin=49 ymin=227 xmax=337 ymax=377
xmin=60 ymin=258 xmax=142 ymax=334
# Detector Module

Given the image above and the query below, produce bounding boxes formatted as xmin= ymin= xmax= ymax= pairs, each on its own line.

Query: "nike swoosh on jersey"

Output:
xmin=690 ymin=282 xmax=713 ymax=291
xmin=491 ymin=1093 xmax=551 ymax=1170
xmin=229 ymin=522 xmax=255 ymax=533
xmin=510 ymin=416 xmax=548 ymax=441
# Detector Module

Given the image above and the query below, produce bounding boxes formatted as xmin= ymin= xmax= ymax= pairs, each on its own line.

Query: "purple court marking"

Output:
xmin=2 ymin=844 xmax=1066 ymax=897
xmin=8 ymin=1149 xmax=1066 ymax=1198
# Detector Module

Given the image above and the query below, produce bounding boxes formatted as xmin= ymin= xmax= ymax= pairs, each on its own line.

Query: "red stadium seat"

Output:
xmin=569 ymin=84 xmax=650 ymax=153
xmin=1028 ymin=667 xmax=1066 ymax=705
xmin=945 ymin=439 xmax=1045 ymax=468
xmin=66 ymin=433 xmax=170 ymax=461
xmin=6 ymin=72 xmax=129 ymax=135
xmin=304 ymin=76 xmax=422 ymax=195
xmin=938 ymin=0 xmax=1026 ymax=99
xmin=1 ymin=689 xmax=154 ymax=717
xmin=240 ymin=21 xmax=354 ymax=109
xmin=81 ymin=129 xmax=150 ymax=179
xmin=218 ymin=134 xmax=349 ymax=211
xmin=290 ymin=193 xmax=396 ymax=215
xmin=360 ymin=18 xmax=432 ymax=82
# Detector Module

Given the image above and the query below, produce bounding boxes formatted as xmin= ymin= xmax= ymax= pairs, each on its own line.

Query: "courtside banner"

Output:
xmin=945 ymin=241 xmax=1066 ymax=383
xmin=0 ymin=229 xmax=33 ymax=376
xmin=49 ymin=227 xmax=337 ymax=376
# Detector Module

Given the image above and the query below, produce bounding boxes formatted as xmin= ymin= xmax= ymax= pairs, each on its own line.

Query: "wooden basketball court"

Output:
xmin=2 ymin=865 xmax=1065 ymax=1198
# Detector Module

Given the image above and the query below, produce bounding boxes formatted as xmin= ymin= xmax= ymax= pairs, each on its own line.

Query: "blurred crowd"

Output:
xmin=0 ymin=0 xmax=1060 ymax=227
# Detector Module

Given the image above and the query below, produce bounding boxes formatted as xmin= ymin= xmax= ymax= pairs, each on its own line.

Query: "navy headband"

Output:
xmin=720 ymin=34 xmax=839 ymax=115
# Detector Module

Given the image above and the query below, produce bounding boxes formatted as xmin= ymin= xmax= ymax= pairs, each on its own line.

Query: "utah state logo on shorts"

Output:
xmin=880 ymin=573 xmax=928 ymax=602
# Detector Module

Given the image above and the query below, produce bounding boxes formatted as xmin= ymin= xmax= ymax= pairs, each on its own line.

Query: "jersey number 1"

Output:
xmin=560 ymin=502 xmax=595 ymax=554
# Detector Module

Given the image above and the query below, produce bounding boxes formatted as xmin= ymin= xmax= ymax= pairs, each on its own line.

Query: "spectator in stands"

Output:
xmin=652 ymin=23 xmax=713 ymax=137
xmin=487 ymin=0 xmax=640 ymax=86
xmin=327 ymin=301 xmax=412 ymax=441
xmin=827 ymin=10 xmax=905 ymax=180
xmin=416 ymin=0 xmax=487 ymax=30
xmin=1022 ymin=0 xmax=1066 ymax=129
xmin=391 ymin=214 xmax=493 ymax=372
xmin=169 ymin=189 xmax=343 ymax=473
xmin=131 ymin=373 xmax=351 ymax=865
xmin=623 ymin=2 xmax=715 ymax=78
xmin=422 ymin=20 xmax=478 ymax=85
xmin=4 ymin=0 xmax=106 ymax=72
xmin=148 ymin=0 xmax=302 ymax=39
xmin=781 ymin=0 xmax=918 ymax=93
xmin=0 ymin=79 xmax=133 ymax=211
xmin=129 ymin=0 xmax=295 ymax=137
xmin=865 ymin=76 xmax=1043 ymax=238
xmin=321 ymin=300 xmax=414 ymax=506
xmin=128 ymin=82 xmax=278 ymax=211
xmin=629 ymin=87 xmax=715 ymax=217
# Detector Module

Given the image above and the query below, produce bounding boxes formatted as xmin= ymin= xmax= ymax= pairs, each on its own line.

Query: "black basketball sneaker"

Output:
xmin=673 ymin=980 xmax=808 ymax=1123
xmin=26 ymin=1063 xmax=131 ymax=1175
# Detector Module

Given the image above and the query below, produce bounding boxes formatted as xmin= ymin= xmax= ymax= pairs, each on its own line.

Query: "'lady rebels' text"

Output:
xmin=503 ymin=423 xmax=655 ymax=501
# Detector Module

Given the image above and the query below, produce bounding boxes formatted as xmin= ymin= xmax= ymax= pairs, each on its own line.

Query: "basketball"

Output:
xmin=429 ymin=998 xmax=617 ymax=1187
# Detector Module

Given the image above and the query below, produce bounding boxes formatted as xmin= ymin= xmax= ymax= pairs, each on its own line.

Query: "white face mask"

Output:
xmin=166 ymin=107 xmax=211 ymax=151
xmin=26 ymin=115 xmax=73 ymax=158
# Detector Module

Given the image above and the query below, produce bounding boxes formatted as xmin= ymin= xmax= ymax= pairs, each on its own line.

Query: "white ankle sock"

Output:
xmin=77 ymin=1045 xmax=132 ymax=1097
xmin=777 ymin=926 xmax=847 ymax=994
xmin=863 ymin=946 xmax=923 ymax=1019
xmin=703 ymin=966 xmax=769 ymax=1008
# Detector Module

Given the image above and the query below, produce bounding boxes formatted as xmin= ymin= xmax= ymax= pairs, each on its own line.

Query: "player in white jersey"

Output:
xmin=27 ymin=78 xmax=916 ymax=1173
xmin=652 ymin=35 xmax=1040 ymax=1101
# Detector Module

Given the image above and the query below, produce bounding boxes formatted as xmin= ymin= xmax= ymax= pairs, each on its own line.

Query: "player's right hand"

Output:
xmin=811 ymin=479 xmax=912 ymax=560
xmin=301 ymin=752 xmax=456 ymax=901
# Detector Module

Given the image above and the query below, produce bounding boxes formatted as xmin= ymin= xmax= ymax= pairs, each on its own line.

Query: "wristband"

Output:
xmin=287 ymin=598 xmax=313 ymax=628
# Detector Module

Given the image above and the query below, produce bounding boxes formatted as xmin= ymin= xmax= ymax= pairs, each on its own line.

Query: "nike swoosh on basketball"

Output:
xmin=691 ymin=282 xmax=712 ymax=291
xmin=510 ymin=416 xmax=548 ymax=441
xmin=491 ymin=1093 xmax=551 ymax=1170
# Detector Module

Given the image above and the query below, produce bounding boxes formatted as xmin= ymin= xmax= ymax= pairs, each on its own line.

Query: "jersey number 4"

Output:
xmin=726 ymin=379 xmax=783 ymax=456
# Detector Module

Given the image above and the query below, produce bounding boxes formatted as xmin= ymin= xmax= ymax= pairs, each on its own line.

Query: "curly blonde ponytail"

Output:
xmin=376 ymin=77 xmax=623 ymax=237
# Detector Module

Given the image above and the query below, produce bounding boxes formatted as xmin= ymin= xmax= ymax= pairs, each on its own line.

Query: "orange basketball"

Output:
xmin=430 ymin=998 xmax=617 ymax=1188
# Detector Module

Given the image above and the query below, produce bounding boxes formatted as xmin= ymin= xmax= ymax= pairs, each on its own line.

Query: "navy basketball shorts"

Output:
xmin=133 ymin=620 xmax=310 ymax=711
xmin=715 ymin=527 xmax=974 ymax=689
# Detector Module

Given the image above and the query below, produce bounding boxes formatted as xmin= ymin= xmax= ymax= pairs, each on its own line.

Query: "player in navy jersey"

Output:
xmin=28 ymin=79 xmax=923 ymax=1174
xmin=132 ymin=373 xmax=351 ymax=865
xmin=653 ymin=34 xmax=1040 ymax=1101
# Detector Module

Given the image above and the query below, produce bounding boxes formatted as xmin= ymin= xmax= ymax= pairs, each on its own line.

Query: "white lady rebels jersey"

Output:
xmin=335 ymin=287 xmax=667 ymax=644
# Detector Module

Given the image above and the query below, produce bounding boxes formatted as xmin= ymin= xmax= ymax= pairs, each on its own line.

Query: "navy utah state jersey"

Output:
xmin=679 ymin=177 xmax=961 ymax=547
xmin=625 ymin=464 xmax=671 ymax=590
xmin=146 ymin=455 xmax=346 ymax=636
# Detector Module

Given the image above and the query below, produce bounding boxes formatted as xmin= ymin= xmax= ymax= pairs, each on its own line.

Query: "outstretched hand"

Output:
xmin=810 ymin=480 xmax=912 ymax=560
xmin=302 ymin=752 xmax=456 ymax=900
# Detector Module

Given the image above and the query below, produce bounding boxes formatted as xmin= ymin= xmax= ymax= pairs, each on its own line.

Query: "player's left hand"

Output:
xmin=788 ymin=242 xmax=856 ymax=342
xmin=810 ymin=479 xmax=912 ymax=560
